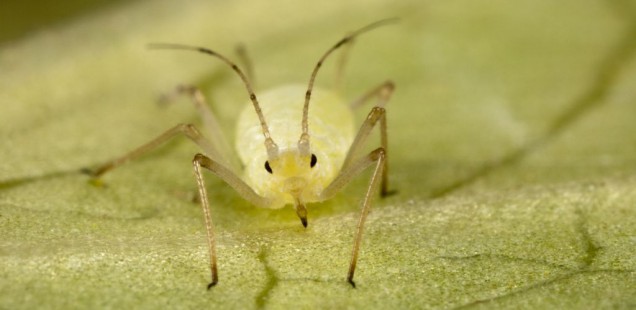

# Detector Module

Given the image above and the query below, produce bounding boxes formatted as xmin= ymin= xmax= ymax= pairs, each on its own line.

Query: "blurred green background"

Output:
xmin=0 ymin=0 xmax=127 ymax=44
xmin=1 ymin=0 xmax=635 ymax=309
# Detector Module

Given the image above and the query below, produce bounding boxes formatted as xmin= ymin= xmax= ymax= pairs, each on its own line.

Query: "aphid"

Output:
xmin=87 ymin=19 xmax=396 ymax=288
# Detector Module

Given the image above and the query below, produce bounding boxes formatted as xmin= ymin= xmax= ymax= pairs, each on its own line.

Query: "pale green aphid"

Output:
xmin=89 ymin=19 xmax=395 ymax=289
xmin=236 ymin=85 xmax=354 ymax=208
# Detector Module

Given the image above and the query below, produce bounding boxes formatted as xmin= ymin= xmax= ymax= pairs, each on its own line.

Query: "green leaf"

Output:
xmin=1 ymin=0 xmax=635 ymax=309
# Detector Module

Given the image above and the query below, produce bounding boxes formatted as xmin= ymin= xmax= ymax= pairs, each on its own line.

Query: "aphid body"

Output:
xmin=237 ymin=85 xmax=354 ymax=209
xmin=88 ymin=19 xmax=396 ymax=289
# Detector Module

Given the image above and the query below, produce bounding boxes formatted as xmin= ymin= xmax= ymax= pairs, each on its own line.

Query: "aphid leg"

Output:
xmin=87 ymin=123 xmax=223 ymax=178
xmin=193 ymin=153 xmax=272 ymax=288
xmin=343 ymin=85 xmax=394 ymax=196
xmin=334 ymin=35 xmax=354 ymax=92
xmin=162 ymin=85 xmax=239 ymax=170
xmin=349 ymin=80 xmax=395 ymax=110
xmin=319 ymin=148 xmax=386 ymax=288
xmin=235 ymin=43 xmax=255 ymax=87
xmin=319 ymin=91 xmax=394 ymax=287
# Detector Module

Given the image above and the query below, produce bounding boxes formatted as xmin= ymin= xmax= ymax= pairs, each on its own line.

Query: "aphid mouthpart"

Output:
xmin=295 ymin=198 xmax=308 ymax=228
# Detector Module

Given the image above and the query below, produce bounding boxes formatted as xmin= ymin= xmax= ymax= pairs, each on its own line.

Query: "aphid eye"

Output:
xmin=264 ymin=161 xmax=273 ymax=174
xmin=310 ymin=154 xmax=317 ymax=168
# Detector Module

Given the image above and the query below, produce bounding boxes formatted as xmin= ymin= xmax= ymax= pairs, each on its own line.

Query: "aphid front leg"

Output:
xmin=319 ymin=147 xmax=386 ymax=288
xmin=192 ymin=153 xmax=272 ymax=288
xmin=319 ymin=99 xmax=393 ymax=287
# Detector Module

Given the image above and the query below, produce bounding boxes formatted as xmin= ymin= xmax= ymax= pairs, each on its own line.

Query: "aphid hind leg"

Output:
xmin=161 ymin=85 xmax=238 ymax=170
xmin=349 ymin=80 xmax=394 ymax=110
xmin=234 ymin=43 xmax=255 ymax=87
xmin=343 ymin=83 xmax=395 ymax=196
xmin=334 ymin=35 xmax=354 ymax=92
xmin=319 ymin=148 xmax=386 ymax=288
xmin=87 ymin=123 xmax=223 ymax=178
xmin=193 ymin=153 xmax=272 ymax=288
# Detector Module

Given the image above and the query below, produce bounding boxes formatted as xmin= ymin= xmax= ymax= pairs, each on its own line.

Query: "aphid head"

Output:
xmin=264 ymin=150 xmax=319 ymax=227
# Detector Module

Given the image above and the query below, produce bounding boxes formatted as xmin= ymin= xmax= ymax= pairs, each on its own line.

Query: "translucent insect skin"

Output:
xmin=236 ymin=84 xmax=354 ymax=208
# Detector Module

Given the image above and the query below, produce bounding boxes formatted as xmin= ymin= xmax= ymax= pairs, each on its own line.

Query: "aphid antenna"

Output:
xmin=147 ymin=43 xmax=280 ymax=159
xmin=299 ymin=17 xmax=398 ymax=156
